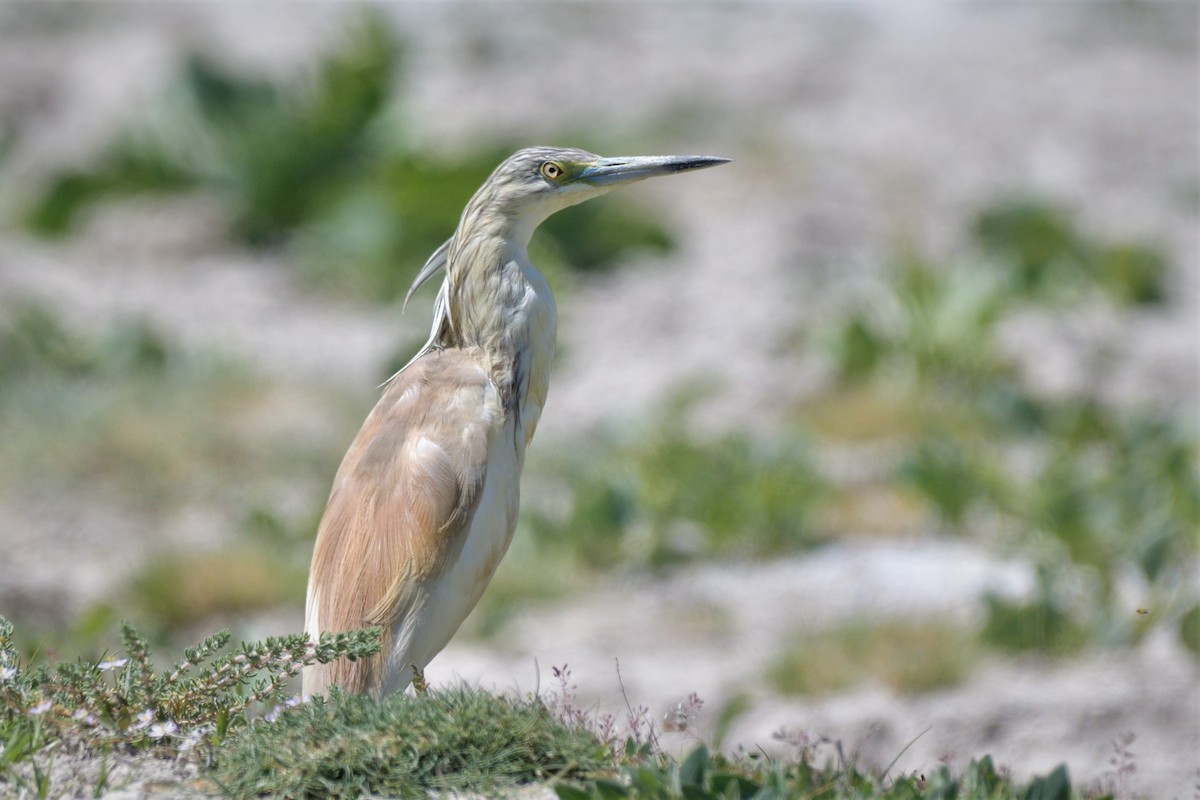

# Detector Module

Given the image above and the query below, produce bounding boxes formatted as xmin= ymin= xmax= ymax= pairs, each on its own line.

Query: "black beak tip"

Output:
xmin=677 ymin=155 xmax=733 ymax=172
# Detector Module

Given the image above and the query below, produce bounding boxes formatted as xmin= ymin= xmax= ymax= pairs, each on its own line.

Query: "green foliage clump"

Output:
xmin=127 ymin=549 xmax=308 ymax=634
xmin=972 ymin=198 xmax=1169 ymax=305
xmin=814 ymin=211 xmax=1197 ymax=656
xmin=307 ymin=150 xmax=675 ymax=301
xmin=980 ymin=570 xmax=1088 ymax=657
xmin=898 ymin=434 xmax=998 ymax=528
xmin=530 ymin=410 xmax=824 ymax=569
xmin=827 ymin=257 xmax=1010 ymax=391
xmin=972 ymin=200 xmax=1085 ymax=297
xmin=212 ymin=686 xmax=608 ymax=799
xmin=1179 ymin=604 xmax=1200 ymax=655
xmin=25 ymin=15 xmax=392 ymax=247
xmin=24 ymin=147 xmax=192 ymax=238
xmin=537 ymin=199 xmax=675 ymax=275
xmin=984 ymin=411 xmax=1199 ymax=652
xmin=22 ymin=13 xmax=675 ymax=303
xmin=0 ymin=303 xmax=168 ymax=388
xmin=1031 ymin=416 xmax=1198 ymax=589
xmin=829 ymin=195 xmax=1176 ymax=396
xmin=557 ymin=744 xmax=1070 ymax=800
xmin=0 ymin=614 xmax=379 ymax=790
xmin=768 ymin=622 xmax=977 ymax=696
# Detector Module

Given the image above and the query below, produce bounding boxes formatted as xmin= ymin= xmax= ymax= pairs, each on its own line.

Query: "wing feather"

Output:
xmin=303 ymin=348 xmax=496 ymax=696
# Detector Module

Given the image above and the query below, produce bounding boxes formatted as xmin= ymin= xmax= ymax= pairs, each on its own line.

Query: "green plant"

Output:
xmin=980 ymin=567 xmax=1089 ymax=656
xmin=972 ymin=200 xmax=1087 ymax=298
xmin=898 ymin=435 xmax=998 ymax=528
xmin=892 ymin=258 xmax=1010 ymax=387
xmin=812 ymin=219 xmax=1196 ymax=656
xmin=768 ymin=622 xmax=978 ymax=696
xmin=827 ymin=257 xmax=1010 ymax=391
xmin=529 ymin=411 xmax=825 ymax=569
xmin=1002 ymin=412 xmax=1199 ymax=650
xmin=1178 ymin=604 xmax=1200 ymax=655
xmin=0 ymin=303 xmax=168 ymax=387
xmin=556 ymin=744 xmax=1073 ymax=800
xmin=212 ymin=686 xmax=609 ymax=799
xmin=0 ymin=614 xmax=379 ymax=785
xmin=828 ymin=198 xmax=1173 ymax=397
xmin=972 ymin=198 xmax=1169 ymax=306
xmin=127 ymin=549 xmax=307 ymax=633
xmin=1094 ymin=243 xmax=1169 ymax=305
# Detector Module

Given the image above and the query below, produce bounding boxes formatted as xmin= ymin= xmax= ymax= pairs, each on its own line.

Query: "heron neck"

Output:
xmin=442 ymin=230 xmax=557 ymax=434
xmin=445 ymin=232 xmax=541 ymax=352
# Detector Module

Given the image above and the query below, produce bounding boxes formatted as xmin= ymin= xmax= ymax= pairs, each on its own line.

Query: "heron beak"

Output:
xmin=577 ymin=155 xmax=731 ymax=187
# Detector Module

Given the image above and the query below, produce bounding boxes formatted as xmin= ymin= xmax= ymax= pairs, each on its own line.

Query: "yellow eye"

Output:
xmin=540 ymin=161 xmax=563 ymax=180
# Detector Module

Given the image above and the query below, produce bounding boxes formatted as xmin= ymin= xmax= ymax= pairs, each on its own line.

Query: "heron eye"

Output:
xmin=540 ymin=162 xmax=563 ymax=180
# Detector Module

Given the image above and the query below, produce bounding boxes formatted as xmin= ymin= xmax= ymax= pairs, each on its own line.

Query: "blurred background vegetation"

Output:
xmin=22 ymin=17 xmax=673 ymax=303
xmin=0 ymin=8 xmax=1196 ymax=704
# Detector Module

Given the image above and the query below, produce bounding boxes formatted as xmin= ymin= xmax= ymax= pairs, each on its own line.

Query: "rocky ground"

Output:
xmin=0 ymin=4 xmax=1196 ymax=797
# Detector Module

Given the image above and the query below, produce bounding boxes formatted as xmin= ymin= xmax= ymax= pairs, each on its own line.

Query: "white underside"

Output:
xmin=379 ymin=417 xmax=521 ymax=695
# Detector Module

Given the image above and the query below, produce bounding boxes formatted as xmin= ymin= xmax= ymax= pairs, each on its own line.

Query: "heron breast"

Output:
xmin=404 ymin=419 xmax=521 ymax=667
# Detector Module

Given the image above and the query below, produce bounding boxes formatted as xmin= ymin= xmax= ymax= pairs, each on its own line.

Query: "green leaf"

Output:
xmin=1024 ymin=765 xmax=1071 ymax=800
xmin=592 ymin=777 xmax=630 ymax=799
xmin=925 ymin=767 xmax=959 ymax=800
xmin=628 ymin=766 xmax=667 ymax=794
xmin=833 ymin=316 xmax=888 ymax=382
xmin=711 ymin=693 xmax=752 ymax=753
xmin=679 ymin=744 xmax=711 ymax=787
xmin=682 ymin=786 xmax=716 ymax=800
xmin=712 ymin=773 xmax=761 ymax=799
xmin=963 ymin=755 xmax=1001 ymax=795
xmin=556 ymin=784 xmax=598 ymax=800
xmin=1179 ymin=604 xmax=1200 ymax=655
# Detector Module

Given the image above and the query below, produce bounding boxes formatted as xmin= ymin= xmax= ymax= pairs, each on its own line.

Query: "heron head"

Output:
xmin=476 ymin=146 xmax=731 ymax=243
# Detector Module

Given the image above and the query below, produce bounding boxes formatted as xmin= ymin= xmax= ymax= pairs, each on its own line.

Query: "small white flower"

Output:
xmin=0 ymin=666 xmax=15 ymax=682
xmin=176 ymin=723 xmax=213 ymax=753
xmin=131 ymin=708 xmax=155 ymax=730
xmin=264 ymin=693 xmax=305 ymax=723
xmin=97 ymin=658 xmax=128 ymax=672
xmin=71 ymin=708 xmax=97 ymax=726
xmin=28 ymin=700 xmax=52 ymax=716
xmin=148 ymin=720 xmax=177 ymax=739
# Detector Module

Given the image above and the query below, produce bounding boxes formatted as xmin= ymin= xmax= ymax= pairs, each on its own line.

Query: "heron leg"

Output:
xmin=409 ymin=663 xmax=428 ymax=695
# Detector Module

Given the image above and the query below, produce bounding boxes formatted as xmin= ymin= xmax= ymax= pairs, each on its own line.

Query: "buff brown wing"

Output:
xmin=302 ymin=349 xmax=496 ymax=696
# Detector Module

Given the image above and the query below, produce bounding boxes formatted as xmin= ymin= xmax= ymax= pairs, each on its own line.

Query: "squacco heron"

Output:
xmin=303 ymin=147 xmax=729 ymax=697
